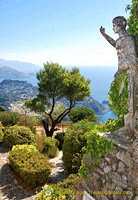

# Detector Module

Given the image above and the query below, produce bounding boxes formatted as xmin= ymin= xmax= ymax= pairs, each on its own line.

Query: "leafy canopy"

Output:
xmin=69 ymin=106 xmax=98 ymax=123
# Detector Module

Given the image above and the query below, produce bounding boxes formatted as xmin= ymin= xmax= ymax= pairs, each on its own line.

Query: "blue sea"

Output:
xmin=97 ymin=109 xmax=117 ymax=123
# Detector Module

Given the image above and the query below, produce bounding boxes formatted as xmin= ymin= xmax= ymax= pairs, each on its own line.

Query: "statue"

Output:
xmin=100 ymin=16 xmax=137 ymax=72
xmin=100 ymin=16 xmax=137 ymax=131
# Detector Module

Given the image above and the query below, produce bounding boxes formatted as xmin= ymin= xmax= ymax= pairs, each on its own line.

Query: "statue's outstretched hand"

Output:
xmin=100 ymin=26 xmax=105 ymax=35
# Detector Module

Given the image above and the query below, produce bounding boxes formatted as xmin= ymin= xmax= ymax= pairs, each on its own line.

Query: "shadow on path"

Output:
xmin=0 ymin=143 xmax=10 ymax=153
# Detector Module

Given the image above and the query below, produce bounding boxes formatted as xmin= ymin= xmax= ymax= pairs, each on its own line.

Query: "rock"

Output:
xmin=103 ymin=166 xmax=112 ymax=174
xmin=118 ymin=161 xmax=125 ymax=172
xmin=109 ymin=172 xmax=127 ymax=188
xmin=116 ymin=151 xmax=132 ymax=167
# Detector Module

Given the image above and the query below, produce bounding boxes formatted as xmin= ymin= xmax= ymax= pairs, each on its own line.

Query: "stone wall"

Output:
xmin=76 ymin=129 xmax=138 ymax=200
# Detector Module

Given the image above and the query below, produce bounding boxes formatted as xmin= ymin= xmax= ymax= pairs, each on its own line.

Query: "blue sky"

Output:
xmin=0 ymin=0 xmax=131 ymax=67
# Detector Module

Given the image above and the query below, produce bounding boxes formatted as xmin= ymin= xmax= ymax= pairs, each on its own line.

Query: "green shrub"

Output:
xmin=42 ymin=137 xmax=59 ymax=158
xmin=36 ymin=174 xmax=80 ymax=200
xmin=69 ymin=106 xmax=97 ymax=122
xmin=0 ymin=121 xmax=4 ymax=142
xmin=62 ymin=120 xmax=95 ymax=173
xmin=0 ymin=106 xmax=6 ymax=111
xmin=96 ymin=118 xmax=124 ymax=133
xmin=54 ymin=132 xmax=65 ymax=150
xmin=0 ymin=111 xmax=19 ymax=127
xmin=27 ymin=117 xmax=39 ymax=134
xmin=108 ymin=70 xmax=128 ymax=121
xmin=35 ymin=135 xmax=58 ymax=158
xmin=3 ymin=125 xmax=35 ymax=148
xmin=79 ymin=129 xmax=114 ymax=178
xmin=8 ymin=145 xmax=51 ymax=187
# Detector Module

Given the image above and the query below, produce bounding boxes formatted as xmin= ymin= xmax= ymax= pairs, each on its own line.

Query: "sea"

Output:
xmin=97 ymin=109 xmax=117 ymax=123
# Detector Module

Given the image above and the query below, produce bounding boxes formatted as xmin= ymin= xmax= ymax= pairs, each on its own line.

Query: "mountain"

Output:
xmin=0 ymin=79 xmax=107 ymax=115
xmin=61 ymin=96 xmax=108 ymax=115
xmin=0 ymin=58 xmax=42 ymax=73
xmin=0 ymin=66 xmax=31 ymax=79
xmin=0 ymin=80 xmax=38 ymax=109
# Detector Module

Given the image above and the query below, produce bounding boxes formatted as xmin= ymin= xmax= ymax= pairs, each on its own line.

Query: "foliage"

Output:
xmin=42 ymin=137 xmax=59 ymax=158
xmin=62 ymin=120 xmax=95 ymax=173
xmin=36 ymin=174 xmax=80 ymax=200
xmin=96 ymin=118 xmax=124 ymax=133
xmin=69 ymin=106 xmax=97 ymax=123
xmin=108 ymin=71 xmax=128 ymax=122
xmin=0 ymin=106 xmax=6 ymax=111
xmin=26 ymin=117 xmax=39 ymax=134
xmin=79 ymin=129 xmax=114 ymax=178
xmin=54 ymin=132 xmax=65 ymax=150
xmin=126 ymin=0 xmax=138 ymax=47
xmin=3 ymin=125 xmax=35 ymax=148
xmin=34 ymin=135 xmax=58 ymax=158
xmin=0 ymin=121 xmax=4 ymax=142
xmin=8 ymin=145 xmax=51 ymax=187
xmin=0 ymin=111 xmax=19 ymax=127
xmin=25 ymin=62 xmax=91 ymax=137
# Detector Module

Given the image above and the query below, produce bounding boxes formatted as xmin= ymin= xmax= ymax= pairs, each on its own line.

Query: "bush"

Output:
xmin=0 ymin=111 xmax=19 ymax=127
xmin=54 ymin=132 xmax=65 ymax=150
xmin=96 ymin=118 xmax=124 ymax=133
xmin=26 ymin=117 xmax=39 ymax=134
xmin=3 ymin=125 xmax=35 ymax=148
xmin=42 ymin=137 xmax=59 ymax=158
xmin=108 ymin=70 xmax=128 ymax=121
xmin=0 ymin=106 xmax=6 ymax=111
xmin=69 ymin=106 xmax=98 ymax=123
xmin=62 ymin=120 xmax=95 ymax=173
xmin=36 ymin=174 xmax=80 ymax=200
xmin=35 ymin=135 xmax=58 ymax=158
xmin=79 ymin=129 xmax=114 ymax=178
xmin=8 ymin=145 xmax=51 ymax=187
xmin=0 ymin=121 xmax=4 ymax=142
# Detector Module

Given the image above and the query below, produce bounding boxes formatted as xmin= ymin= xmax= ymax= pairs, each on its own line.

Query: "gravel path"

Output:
xmin=0 ymin=143 xmax=68 ymax=200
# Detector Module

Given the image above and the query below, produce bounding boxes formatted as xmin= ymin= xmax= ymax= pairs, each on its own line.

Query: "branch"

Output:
xmin=55 ymin=99 xmax=75 ymax=123
xmin=49 ymin=97 xmax=55 ymax=115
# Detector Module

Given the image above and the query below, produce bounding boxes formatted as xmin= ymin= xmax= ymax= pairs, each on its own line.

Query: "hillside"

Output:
xmin=0 ymin=79 xmax=107 ymax=115
xmin=0 ymin=58 xmax=41 ymax=73
xmin=0 ymin=80 xmax=37 ymax=109
xmin=0 ymin=66 xmax=31 ymax=79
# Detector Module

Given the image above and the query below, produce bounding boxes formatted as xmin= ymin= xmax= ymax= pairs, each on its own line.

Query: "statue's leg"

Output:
xmin=124 ymin=68 xmax=137 ymax=131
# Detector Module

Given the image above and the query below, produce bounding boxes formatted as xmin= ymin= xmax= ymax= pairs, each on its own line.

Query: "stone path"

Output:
xmin=0 ymin=143 xmax=68 ymax=200
xmin=49 ymin=151 xmax=68 ymax=184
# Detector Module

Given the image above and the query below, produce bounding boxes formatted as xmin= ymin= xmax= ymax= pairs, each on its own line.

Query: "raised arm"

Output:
xmin=100 ymin=26 xmax=116 ymax=48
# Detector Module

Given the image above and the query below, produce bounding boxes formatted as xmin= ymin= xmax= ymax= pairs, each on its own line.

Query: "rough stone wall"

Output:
xmin=76 ymin=130 xmax=138 ymax=200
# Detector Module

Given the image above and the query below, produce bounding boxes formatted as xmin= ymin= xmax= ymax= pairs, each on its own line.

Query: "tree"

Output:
xmin=126 ymin=0 xmax=138 ymax=54
xmin=25 ymin=62 xmax=91 ymax=137
xmin=69 ymin=106 xmax=97 ymax=123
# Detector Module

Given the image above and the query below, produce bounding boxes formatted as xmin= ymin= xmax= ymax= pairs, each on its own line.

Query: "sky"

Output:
xmin=0 ymin=0 xmax=131 ymax=67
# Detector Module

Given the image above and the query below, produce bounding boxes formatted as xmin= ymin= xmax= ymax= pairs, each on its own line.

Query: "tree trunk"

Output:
xmin=42 ymin=119 xmax=52 ymax=137
xmin=42 ymin=119 xmax=55 ymax=137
